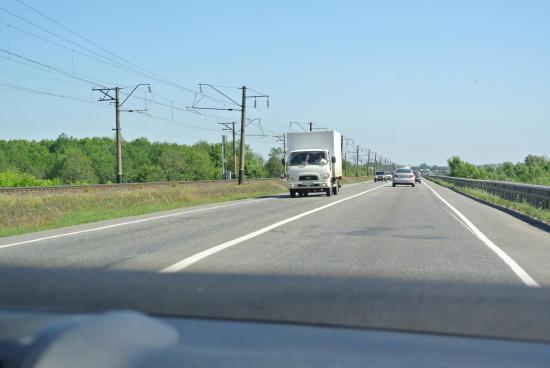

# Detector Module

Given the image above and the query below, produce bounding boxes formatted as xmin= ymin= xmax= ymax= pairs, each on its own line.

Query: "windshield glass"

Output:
xmin=1 ymin=0 xmax=549 ymax=348
xmin=289 ymin=151 xmax=327 ymax=166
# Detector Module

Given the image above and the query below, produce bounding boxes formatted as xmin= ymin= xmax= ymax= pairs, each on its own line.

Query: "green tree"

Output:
xmin=158 ymin=146 xmax=188 ymax=180
xmin=0 ymin=135 xmax=286 ymax=186
xmin=136 ymin=165 xmax=165 ymax=182
xmin=448 ymin=156 xmax=485 ymax=179
xmin=55 ymin=149 xmax=97 ymax=184
xmin=80 ymin=137 xmax=116 ymax=183
xmin=245 ymin=150 xmax=267 ymax=178
xmin=185 ymin=142 xmax=218 ymax=179
xmin=264 ymin=147 xmax=284 ymax=178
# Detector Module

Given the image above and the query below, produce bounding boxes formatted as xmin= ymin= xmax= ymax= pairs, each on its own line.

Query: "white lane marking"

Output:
xmin=160 ymin=183 xmax=388 ymax=273
xmin=0 ymin=198 xmax=275 ymax=250
xmin=424 ymin=181 xmax=539 ymax=288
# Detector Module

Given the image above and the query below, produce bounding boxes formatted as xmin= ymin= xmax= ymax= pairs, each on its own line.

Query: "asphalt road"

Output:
xmin=1 ymin=179 xmax=549 ymax=287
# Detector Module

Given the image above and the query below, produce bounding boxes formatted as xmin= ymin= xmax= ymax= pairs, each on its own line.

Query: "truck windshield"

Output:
xmin=289 ymin=151 xmax=327 ymax=166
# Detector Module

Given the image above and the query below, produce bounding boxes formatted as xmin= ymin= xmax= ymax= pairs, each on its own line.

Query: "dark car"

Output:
xmin=413 ymin=170 xmax=422 ymax=183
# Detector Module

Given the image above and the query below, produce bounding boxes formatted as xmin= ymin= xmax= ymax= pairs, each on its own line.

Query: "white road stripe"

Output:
xmin=424 ymin=182 xmax=540 ymax=288
xmin=160 ymin=183 xmax=388 ymax=273
xmin=0 ymin=197 xmax=274 ymax=250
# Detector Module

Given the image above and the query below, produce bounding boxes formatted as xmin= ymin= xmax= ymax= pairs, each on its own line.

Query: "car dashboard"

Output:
xmin=1 ymin=309 xmax=550 ymax=368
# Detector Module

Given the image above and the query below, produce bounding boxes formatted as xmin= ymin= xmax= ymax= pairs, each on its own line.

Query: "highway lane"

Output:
xmin=173 ymin=181 xmax=527 ymax=285
xmin=0 ymin=181 xmax=381 ymax=271
xmin=0 ymin=179 xmax=549 ymax=287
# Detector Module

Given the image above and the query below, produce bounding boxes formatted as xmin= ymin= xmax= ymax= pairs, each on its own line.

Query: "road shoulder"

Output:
xmin=425 ymin=180 xmax=550 ymax=286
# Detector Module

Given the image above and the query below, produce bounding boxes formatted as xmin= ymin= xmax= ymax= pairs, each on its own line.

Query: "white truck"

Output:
xmin=285 ymin=130 xmax=343 ymax=197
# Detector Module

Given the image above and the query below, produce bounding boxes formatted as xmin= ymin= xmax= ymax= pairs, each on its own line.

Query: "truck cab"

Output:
xmin=288 ymin=149 xmax=334 ymax=197
xmin=285 ymin=131 xmax=342 ymax=198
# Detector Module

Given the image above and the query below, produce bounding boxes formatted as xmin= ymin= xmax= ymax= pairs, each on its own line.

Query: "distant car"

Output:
xmin=374 ymin=171 xmax=386 ymax=182
xmin=392 ymin=168 xmax=415 ymax=187
xmin=413 ymin=170 xmax=422 ymax=183
xmin=384 ymin=172 xmax=392 ymax=180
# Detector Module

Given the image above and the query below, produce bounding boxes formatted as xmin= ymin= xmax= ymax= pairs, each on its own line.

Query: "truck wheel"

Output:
xmin=326 ymin=188 xmax=332 ymax=197
xmin=290 ymin=190 xmax=296 ymax=198
xmin=412 ymin=183 xmax=415 ymax=187
xmin=304 ymin=192 xmax=309 ymax=197
xmin=392 ymin=183 xmax=396 ymax=187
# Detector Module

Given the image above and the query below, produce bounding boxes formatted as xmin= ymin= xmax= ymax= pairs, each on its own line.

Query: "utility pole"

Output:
xmin=366 ymin=149 xmax=371 ymax=176
xmin=282 ymin=134 xmax=286 ymax=177
xmin=191 ymin=84 xmax=268 ymax=185
xmin=218 ymin=122 xmax=237 ymax=179
xmin=343 ymin=152 xmax=347 ymax=176
xmin=93 ymin=83 xmax=150 ymax=183
xmin=342 ymin=138 xmax=353 ymax=177
xmin=239 ymin=86 xmax=246 ymax=184
xmin=232 ymin=122 xmax=236 ymax=178
xmin=114 ymin=87 xmax=122 ymax=183
xmin=355 ymin=146 xmax=359 ymax=176
xmin=309 ymin=122 xmax=313 ymax=132
xmin=221 ymin=135 xmax=227 ymax=179
xmin=274 ymin=133 xmax=287 ymax=178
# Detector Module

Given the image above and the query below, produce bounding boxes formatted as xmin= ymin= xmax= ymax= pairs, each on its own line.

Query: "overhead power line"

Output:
xmin=0 ymin=50 xmax=232 ymax=128
xmin=0 ymin=81 xmax=221 ymax=134
xmin=0 ymin=81 xmax=101 ymax=105
xmin=4 ymin=2 xmax=291 ymax=138
xmin=0 ymin=65 xmax=77 ymax=84
xmin=2 ymin=1 xmax=312 ymax=165
xmin=10 ymin=0 xmax=229 ymax=105
xmin=0 ymin=48 xmax=106 ymax=87
xmin=0 ymin=17 xmax=141 ymax=73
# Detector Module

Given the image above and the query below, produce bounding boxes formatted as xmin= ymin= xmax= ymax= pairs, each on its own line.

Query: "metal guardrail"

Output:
xmin=0 ymin=178 xmax=279 ymax=195
xmin=427 ymin=175 xmax=550 ymax=210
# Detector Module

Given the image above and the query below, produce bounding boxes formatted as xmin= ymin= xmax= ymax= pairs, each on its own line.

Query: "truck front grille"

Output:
xmin=299 ymin=175 xmax=318 ymax=181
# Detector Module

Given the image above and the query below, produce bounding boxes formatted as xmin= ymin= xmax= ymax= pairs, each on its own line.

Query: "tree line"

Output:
xmin=447 ymin=155 xmax=550 ymax=186
xmin=0 ymin=134 xmax=286 ymax=186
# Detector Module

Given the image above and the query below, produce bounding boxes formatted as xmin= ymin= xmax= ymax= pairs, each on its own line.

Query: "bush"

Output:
xmin=136 ymin=165 xmax=166 ymax=182
xmin=447 ymin=156 xmax=550 ymax=185
xmin=54 ymin=149 xmax=98 ymax=184
xmin=0 ymin=134 xmax=281 ymax=186
xmin=0 ymin=170 xmax=62 ymax=187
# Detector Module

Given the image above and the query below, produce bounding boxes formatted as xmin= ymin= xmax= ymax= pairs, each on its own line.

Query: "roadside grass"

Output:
xmin=0 ymin=176 xmax=372 ymax=237
xmin=0 ymin=180 xmax=288 ymax=237
xmin=429 ymin=178 xmax=550 ymax=225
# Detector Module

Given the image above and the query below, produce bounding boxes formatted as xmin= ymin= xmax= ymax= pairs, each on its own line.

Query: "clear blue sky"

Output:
xmin=0 ymin=0 xmax=548 ymax=166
